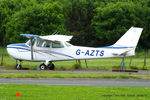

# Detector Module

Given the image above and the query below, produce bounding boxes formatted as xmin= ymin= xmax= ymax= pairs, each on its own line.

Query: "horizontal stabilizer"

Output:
xmin=112 ymin=48 xmax=134 ymax=56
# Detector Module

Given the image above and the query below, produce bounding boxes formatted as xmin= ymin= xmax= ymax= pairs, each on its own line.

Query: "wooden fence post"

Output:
xmin=85 ymin=60 xmax=88 ymax=68
xmin=1 ymin=48 xmax=4 ymax=65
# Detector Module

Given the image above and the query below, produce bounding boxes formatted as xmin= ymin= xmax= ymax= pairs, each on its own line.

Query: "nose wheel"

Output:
xmin=16 ymin=60 xmax=22 ymax=69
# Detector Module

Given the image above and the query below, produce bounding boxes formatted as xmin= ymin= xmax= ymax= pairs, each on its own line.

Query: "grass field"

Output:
xmin=0 ymin=70 xmax=150 ymax=79
xmin=1 ymin=47 xmax=150 ymax=70
xmin=0 ymin=84 xmax=149 ymax=100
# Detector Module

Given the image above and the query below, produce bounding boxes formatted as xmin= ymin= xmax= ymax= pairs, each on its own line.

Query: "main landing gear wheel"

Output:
xmin=48 ymin=63 xmax=55 ymax=70
xmin=16 ymin=60 xmax=22 ymax=69
xmin=39 ymin=63 xmax=47 ymax=70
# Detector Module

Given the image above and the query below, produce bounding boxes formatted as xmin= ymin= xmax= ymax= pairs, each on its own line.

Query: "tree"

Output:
xmin=92 ymin=2 xmax=150 ymax=48
xmin=66 ymin=0 xmax=97 ymax=46
xmin=0 ymin=0 xmax=16 ymax=45
xmin=5 ymin=2 xmax=67 ymax=44
xmin=1 ymin=0 xmax=150 ymax=49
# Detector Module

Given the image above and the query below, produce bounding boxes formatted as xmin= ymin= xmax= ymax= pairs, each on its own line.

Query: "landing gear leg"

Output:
xmin=16 ymin=60 xmax=22 ymax=69
xmin=47 ymin=61 xmax=55 ymax=70
xmin=119 ymin=57 xmax=126 ymax=72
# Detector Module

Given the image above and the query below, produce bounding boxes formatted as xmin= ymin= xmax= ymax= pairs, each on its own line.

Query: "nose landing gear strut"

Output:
xmin=16 ymin=60 xmax=22 ymax=69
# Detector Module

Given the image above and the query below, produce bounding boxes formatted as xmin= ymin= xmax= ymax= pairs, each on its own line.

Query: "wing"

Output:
xmin=20 ymin=34 xmax=39 ymax=38
xmin=40 ymin=35 xmax=73 ymax=42
xmin=20 ymin=34 xmax=72 ymax=42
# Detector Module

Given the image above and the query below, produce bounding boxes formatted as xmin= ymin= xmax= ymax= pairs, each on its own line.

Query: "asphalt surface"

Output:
xmin=1 ymin=67 xmax=150 ymax=87
xmin=0 ymin=78 xmax=150 ymax=87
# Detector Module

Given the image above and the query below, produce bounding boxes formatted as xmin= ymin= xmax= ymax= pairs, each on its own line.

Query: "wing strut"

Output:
xmin=20 ymin=34 xmax=39 ymax=61
xmin=30 ymin=38 xmax=34 ymax=60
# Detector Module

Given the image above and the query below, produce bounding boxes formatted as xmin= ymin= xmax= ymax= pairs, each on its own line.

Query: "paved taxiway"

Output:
xmin=0 ymin=78 xmax=150 ymax=87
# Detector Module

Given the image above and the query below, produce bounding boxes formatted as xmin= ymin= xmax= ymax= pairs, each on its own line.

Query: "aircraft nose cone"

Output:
xmin=7 ymin=44 xmax=20 ymax=59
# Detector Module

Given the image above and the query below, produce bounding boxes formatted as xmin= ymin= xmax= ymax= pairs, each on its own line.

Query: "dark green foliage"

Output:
xmin=4 ymin=1 xmax=67 ymax=44
xmin=143 ymin=66 xmax=148 ymax=70
xmin=130 ymin=66 xmax=138 ymax=70
xmin=92 ymin=1 xmax=150 ymax=47
xmin=72 ymin=63 xmax=82 ymax=69
xmin=0 ymin=0 xmax=149 ymax=49
xmin=67 ymin=0 xmax=97 ymax=46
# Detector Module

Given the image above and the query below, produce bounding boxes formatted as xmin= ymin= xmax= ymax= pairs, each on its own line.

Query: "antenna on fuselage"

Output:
xmin=52 ymin=31 xmax=60 ymax=35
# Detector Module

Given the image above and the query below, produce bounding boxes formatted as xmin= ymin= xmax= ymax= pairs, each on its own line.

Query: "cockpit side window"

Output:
xmin=52 ymin=41 xmax=64 ymax=48
xmin=32 ymin=39 xmax=36 ymax=46
xmin=35 ymin=39 xmax=52 ymax=48
xmin=43 ymin=41 xmax=52 ymax=48
xmin=36 ymin=39 xmax=44 ymax=47
xmin=27 ymin=39 xmax=64 ymax=48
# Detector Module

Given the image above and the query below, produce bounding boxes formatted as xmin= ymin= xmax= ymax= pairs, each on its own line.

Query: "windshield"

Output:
xmin=26 ymin=39 xmax=36 ymax=46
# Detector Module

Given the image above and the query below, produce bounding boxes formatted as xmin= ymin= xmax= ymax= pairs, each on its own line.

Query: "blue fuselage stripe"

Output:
xmin=7 ymin=47 xmax=39 ymax=53
xmin=98 ymin=46 xmax=135 ymax=49
xmin=7 ymin=45 xmax=74 ymax=59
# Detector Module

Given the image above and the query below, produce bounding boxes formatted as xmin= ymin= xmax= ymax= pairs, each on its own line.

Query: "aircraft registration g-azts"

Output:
xmin=7 ymin=27 xmax=143 ymax=70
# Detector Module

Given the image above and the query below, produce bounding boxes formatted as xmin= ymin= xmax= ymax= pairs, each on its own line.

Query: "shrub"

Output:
xmin=72 ymin=63 xmax=82 ymax=70
xmin=142 ymin=66 xmax=148 ymax=70
xmin=130 ymin=66 xmax=138 ymax=70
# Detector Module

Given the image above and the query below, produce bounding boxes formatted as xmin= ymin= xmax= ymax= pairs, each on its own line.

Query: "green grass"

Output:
xmin=0 ymin=84 xmax=149 ymax=100
xmin=0 ymin=70 xmax=150 ymax=79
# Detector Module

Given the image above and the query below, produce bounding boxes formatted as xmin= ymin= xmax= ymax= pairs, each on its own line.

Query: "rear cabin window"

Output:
xmin=36 ymin=40 xmax=52 ymax=48
xmin=52 ymin=41 xmax=64 ymax=48
xmin=65 ymin=42 xmax=72 ymax=47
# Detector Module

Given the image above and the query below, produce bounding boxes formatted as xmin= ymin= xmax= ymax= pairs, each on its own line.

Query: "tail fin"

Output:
xmin=113 ymin=27 xmax=143 ymax=48
xmin=111 ymin=27 xmax=143 ymax=56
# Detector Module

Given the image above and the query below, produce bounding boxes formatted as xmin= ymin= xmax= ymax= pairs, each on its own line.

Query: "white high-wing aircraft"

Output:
xmin=7 ymin=27 xmax=143 ymax=70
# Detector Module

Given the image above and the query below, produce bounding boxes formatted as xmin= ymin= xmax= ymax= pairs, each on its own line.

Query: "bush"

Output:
xmin=72 ymin=63 xmax=82 ymax=70
xmin=112 ymin=66 xmax=120 ymax=70
xmin=130 ymin=66 xmax=138 ymax=70
xmin=143 ymin=66 xmax=148 ymax=70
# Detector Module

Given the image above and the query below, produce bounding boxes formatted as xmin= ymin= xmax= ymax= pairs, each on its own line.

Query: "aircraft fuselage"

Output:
xmin=7 ymin=43 xmax=134 ymax=62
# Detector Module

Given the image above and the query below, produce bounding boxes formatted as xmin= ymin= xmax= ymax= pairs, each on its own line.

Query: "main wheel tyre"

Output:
xmin=39 ymin=63 xmax=46 ymax=70
xmin=16 ymin=64 xmax=22 ymax=69
xmin=48 ymin=64 xmax=55 ymax=70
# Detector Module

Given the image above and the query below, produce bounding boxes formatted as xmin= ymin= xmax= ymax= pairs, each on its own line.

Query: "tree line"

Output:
xmin=0 ymin=0 xmax=150 ymax=49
